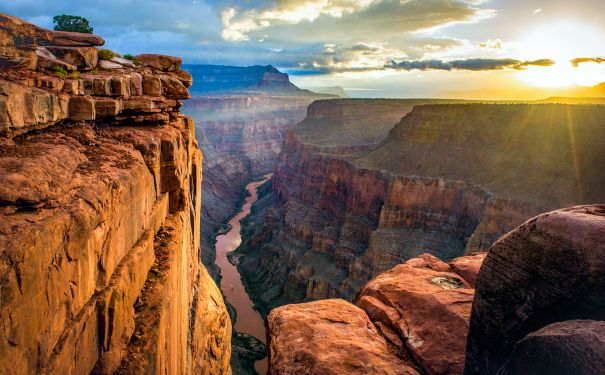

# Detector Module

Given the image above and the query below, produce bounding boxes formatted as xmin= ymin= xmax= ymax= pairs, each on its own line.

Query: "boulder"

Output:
xmin=160 ymin=75 xmax=189 ymax=99
xmin=173 ymin=69 xmax=193 ymax=88
xmin=358 ymin=254 xmax=475 ymax=375
xmin=35 ymin=47 xmax=77 ymax=72
xmin=449 ymin=252 xmax=486 ymax=287
xmin=110 ymin=56 xmax=135 ymax=67
xmin=135 ymin=53 xmax=182 ymax=71
xmin=142 ymin=74 xmax=162 ymax=96
xmin=95 ymin=99 xmax=121 ymax=117
xmin=45 ymin=46 xmax=98 ymax=70
xmin=499 ymin=320 xmax=605 ymax=375
xmin=267 ymin=299 xmax=418 ymax=375
xmin=98 ymin=60 xmax=124 ymax=70
xmin=68 ymin=96 xmax=96 ymax=121
xmin=464 ymin=205 xmax=605 ymax=375
xmin=129 ymin=72 xmax=143 ymax=96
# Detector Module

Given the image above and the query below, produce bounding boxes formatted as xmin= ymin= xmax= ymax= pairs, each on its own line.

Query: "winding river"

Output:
xmin=215 ymin=174 xmax=272 ymax=374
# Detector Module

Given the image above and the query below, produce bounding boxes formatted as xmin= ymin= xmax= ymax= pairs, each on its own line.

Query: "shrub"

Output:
xmin=123 ymin=54 xmax=135 ymax=60
xmin=98 ymin=49 xmax=117 ymax=60
xmin=68 ymin=70 xmax=80 ymax=79
xmin=53 ymin=15 xmax=93 ymax=34
xmin=52 ymin=65 xmax=68 ymax=79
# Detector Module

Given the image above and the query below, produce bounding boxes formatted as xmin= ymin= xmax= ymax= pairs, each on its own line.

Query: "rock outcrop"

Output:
xmin=267 ymin=299 xmax=419 ymax=375
xmin=464 ymin=205 xmax=605 ymax=375
xmin=235 ymin=101 xmax=605 ymax=314
xmin=357 ymin=253 xmax=482 ymax=375
xmin=0 ymin=13 xmax=231 ymax=375
xmin=498 ymin=320 xmax=605 ymax=375
xmin=267 ymin=252 xmax=486 ymax=375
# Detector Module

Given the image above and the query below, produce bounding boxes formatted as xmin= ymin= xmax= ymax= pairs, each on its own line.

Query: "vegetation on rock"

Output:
xmin=52 ymin=14 xmax=93 ymax=33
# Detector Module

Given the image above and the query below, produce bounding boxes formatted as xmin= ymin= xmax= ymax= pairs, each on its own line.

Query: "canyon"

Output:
xmin=234 ymin=100 xmax=605 ymax=315
xmin=181 ymin=64 xmax=335 ymax=373
xmin=0 ymin=14 xmax=230 ymax=374
xmin=2 ymin=10 xmax=605 ymax=375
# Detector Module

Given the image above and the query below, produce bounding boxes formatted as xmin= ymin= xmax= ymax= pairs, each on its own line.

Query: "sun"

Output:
xmin=514 ymin=20 xmax=605 ymax=87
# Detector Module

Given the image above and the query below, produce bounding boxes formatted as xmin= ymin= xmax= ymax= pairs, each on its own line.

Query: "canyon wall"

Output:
xmin=236 ymin=101 xmax=605 ymax=314
xmin=0 ymin=13 xmax=231 ymax=374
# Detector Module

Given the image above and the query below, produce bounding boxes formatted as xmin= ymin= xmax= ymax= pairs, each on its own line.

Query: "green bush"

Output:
xmin=53 ymin=15 xmax=93 ymax=34
xmin=52 ymin=65 xmax=68 ymax=79
xmin=68 ymin=70 xmax=80 ymax=79
xmin=123 ymin=54 xmax=135 ymax=60
xmin=98 ymin=49 xmax=117 ymax=60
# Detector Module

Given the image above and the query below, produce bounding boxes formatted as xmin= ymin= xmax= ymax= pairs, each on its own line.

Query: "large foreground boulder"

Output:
xmin=464 ymin=205 xmax=605 ymax=375
xmin=357 ymin=253 xmax=482 ymax=375
xmin=498 ymin=320 xmax=605 ymax=375
xmin=267 ymin=299 xmax=418 ymax=375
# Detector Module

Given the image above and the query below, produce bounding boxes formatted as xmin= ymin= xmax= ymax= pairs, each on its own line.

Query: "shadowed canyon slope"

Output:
xmin=0 ymin=14 xmax=230 ymax=374
xmin=235 ymin=100 xmax=605 ymax=314
xmin=181 ymin=65 xmax=335 ymax=279
xmin=181 ymin=64 xmax=335 ymax=373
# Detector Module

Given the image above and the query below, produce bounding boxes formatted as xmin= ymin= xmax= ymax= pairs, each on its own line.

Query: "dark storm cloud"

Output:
xmin=386 ymin=58 xmax=555 ymax=71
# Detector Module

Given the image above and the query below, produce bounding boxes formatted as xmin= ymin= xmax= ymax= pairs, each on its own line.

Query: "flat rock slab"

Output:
xmin=135 ymin=53 xmax=182 ymax=71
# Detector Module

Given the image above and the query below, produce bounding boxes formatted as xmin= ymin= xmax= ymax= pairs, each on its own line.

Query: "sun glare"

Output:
xmin=514 ymin=20 xmax=605 ymax=87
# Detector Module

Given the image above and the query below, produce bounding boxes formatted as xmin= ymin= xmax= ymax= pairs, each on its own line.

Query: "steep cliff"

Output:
xmin=236 ymin=100 xmax=605 ymax=314
xmin=0 ymin=13 xmax=231 ymax=374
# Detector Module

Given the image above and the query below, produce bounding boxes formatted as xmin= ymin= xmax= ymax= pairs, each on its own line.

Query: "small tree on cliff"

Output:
xmin=53 ymin=15 xmax=93 ymax=33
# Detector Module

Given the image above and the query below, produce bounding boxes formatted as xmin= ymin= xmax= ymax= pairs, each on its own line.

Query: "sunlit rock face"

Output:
xmin=0 ymin=13 xmax=231 ymax=375
xmin=235 ymin=100 xmax=605 ymax=314
xmin=267 ymin=252 xmax=487 ymax=375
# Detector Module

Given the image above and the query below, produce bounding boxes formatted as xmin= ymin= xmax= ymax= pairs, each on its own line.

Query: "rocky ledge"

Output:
xmin=0 ymin=13 xmax=230 ymax=375
xmin=267 ymin=205 xmax=605 ymax=374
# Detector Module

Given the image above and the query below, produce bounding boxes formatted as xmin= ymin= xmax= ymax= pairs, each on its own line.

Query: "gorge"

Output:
xmin=1 ymin=9 xmax=605 ymax=375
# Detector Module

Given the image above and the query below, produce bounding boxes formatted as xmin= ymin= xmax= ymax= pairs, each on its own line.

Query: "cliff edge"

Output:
xmin=0 ymin=13 xmax=231 ymax=374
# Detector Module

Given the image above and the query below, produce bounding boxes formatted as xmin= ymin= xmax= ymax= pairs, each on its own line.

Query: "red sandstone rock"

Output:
xmin=45 ymin=46 xmax=98 ymax=70
xmin=173 ymin=69 xmax=193 ymax=87
xmin=267 ymin=299 xmax=418 ymax=375
xmin=449 ymin=252 xmax=486 ymax=287
xmin=0 ymin=13 xmax=104 ymax=48
xmin=464 ymin=205 xmax=605 ymax=375
xmin=0 ymin=14 xmax=231 ymax=375
xmin=498 ymin=320 xmax=605 ymax=375
xmin=160 ymin=74 xmax=190 ymax=99
xmin=358 ymin=254 xmax=475 ymax=375
xmin=68 ymin=95 xmax=96 ymax=120
xmin=135 ymin=53 xmax=182 ymax=71
xmin=142 ymin=74 xmax=162 ymax=96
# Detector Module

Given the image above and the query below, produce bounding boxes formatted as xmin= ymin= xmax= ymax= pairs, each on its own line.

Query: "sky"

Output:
xmin=3 ymin=0 xmax=605 ymax=97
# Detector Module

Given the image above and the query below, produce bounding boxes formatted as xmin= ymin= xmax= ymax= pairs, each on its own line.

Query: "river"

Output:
xmin=214 ymin=174 xmax=272 ymax=374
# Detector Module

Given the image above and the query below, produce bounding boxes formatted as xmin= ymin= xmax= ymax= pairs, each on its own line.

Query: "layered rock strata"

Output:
xmin=236 ymin=102 xmax=605 ymax=313
xmin=0 ymin=14 xmax=231 ymax=375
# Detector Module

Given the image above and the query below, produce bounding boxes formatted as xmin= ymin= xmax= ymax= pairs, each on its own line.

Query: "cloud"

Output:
xmin=571 ymin=57 xmax=605 ymax=67
xmin=221 ymin=0 xmax=495 ymax=45
xmin=478 ymin=39 xmax=502 ymax=50
xmin=386 ymin=58 xmax=555 ymax=71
